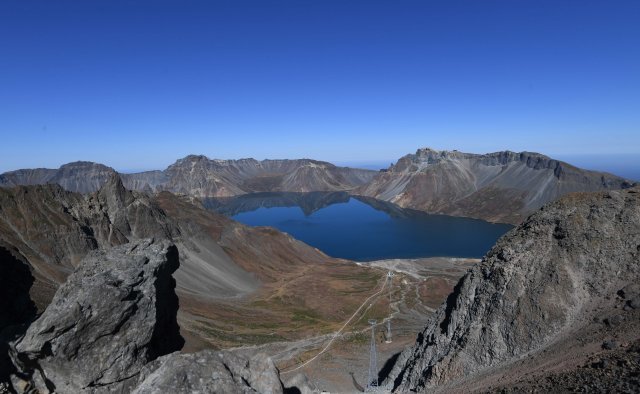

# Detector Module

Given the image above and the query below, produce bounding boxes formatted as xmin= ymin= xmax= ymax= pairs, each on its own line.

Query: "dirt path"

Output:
xmin=280 ymin=273 xmax=390 ymax=374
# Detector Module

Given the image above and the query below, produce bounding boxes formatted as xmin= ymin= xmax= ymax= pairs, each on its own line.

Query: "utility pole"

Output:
xmin=367 ymin=319 xmax=378 ymax=391
xmin=386 ymin=271 xmax=394 ymax=343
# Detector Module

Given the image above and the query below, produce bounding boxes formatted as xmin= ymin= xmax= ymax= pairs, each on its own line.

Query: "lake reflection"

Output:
xmin=203 ymin=192 xmax=513 ymax=261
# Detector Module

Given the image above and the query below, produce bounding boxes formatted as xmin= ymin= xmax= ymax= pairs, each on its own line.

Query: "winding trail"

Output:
xmin=280 ymin=274 xmax=389 ymax=374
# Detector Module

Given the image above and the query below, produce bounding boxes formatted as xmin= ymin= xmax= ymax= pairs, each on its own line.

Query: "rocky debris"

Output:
xmin=356 ymin=147 xmax=635 ymax=224
xmin=490 ymin=340 xmax=640 ymax=393
xmin=132 ymin=350 xmax=283 ymax=394
xmin=386 ymin=187 xmax=640 ymax=392
xmin=9 ymin=239 xmax=184 ymax=393
xmin=619 ymin=283 xmax=640 ymax=311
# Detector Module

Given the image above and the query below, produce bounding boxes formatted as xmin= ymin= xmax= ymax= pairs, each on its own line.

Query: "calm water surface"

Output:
xmin=207 ymin=193 xmax=512 ymax=261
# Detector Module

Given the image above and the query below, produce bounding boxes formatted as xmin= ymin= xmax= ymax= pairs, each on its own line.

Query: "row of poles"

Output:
xmin=366 ymin=271 xmax=394 ymax=391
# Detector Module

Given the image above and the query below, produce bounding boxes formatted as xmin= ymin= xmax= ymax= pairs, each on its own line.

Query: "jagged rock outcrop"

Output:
xmin=356 ymin=148 xmax=635 ymax=224
xmin=0 ymin=155 xmax=377 ymax=196
xmin=0 ymin=175 xmax=180 ymax=309
xmin=387 ymin=186 xmax=640 ymax=392
xmin=9 ymin=239 xmax=184 ymax=393
xmin=132 ymin=350 xmax=283 ymax=394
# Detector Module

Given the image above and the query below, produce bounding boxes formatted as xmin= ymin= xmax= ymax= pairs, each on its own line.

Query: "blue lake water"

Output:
xmin=206 ymin=193 xmax=513 ymax=261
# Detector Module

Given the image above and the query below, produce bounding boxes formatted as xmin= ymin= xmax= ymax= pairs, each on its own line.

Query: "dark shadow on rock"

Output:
xmin=378 ymin=351 xmax=401 ymax=384
xmin=440 ymin=276 xmax=465 ymax=334
xmin=149 ymin=244 xmax=185 ymax=358
xmin=0 ymin=245 xmax=37 ymax=383
xmin=283 ymin=387 xmax=302 ymax=394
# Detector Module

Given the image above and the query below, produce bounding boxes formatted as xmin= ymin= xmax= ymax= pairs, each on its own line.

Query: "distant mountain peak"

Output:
xmin=357 ymin=148 xmax=633 ymax=224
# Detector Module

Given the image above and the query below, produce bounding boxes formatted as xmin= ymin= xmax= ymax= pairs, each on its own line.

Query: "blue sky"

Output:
xmin=1 ymin=0 xmax=639 ymax=174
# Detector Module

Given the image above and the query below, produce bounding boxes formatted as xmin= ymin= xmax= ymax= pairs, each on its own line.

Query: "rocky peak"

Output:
xmin=9 ymin=239 xmax=184 ymax=393
xmin=97 ymin=173 xmax=134 ymax=210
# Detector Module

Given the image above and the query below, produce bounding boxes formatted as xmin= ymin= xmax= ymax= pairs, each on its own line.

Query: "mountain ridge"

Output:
xmin=356 ymin=147 xmax=635 ymax=224
xmin=0 ymin=155 xmax=377 ymax=197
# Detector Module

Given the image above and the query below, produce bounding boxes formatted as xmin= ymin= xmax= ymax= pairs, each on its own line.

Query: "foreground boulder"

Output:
xmin=133 ymin=350 xmax=283 ymax=394
xmin=10 ymin=239 xmax=184 ymax=393
xmin=387 ymin=187 xmax=640 ymax=392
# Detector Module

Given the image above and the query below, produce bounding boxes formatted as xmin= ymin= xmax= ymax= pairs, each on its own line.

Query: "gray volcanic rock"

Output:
xmin=0 ymin=168 xmax=57 ymax=187
xmin=9 ymin=239 xmax=184 ymax=393
xmin=0 ymin=162 xmax=117 ymax=194
xmin=387 ymin=187 xmax=640 ymax=392
xmin=49 ymin=162 xmax=118 ymax=194
xmin=356 ymin=148 xmax=635 ymax=224
xmin=132 ymin=350 xmax=283 ymax=394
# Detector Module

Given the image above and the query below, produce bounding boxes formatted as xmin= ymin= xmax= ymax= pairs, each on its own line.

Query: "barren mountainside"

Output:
xmin=356 ymin=148 xmax=635 ymax=224
xmin=0 ymin=155 xmax=377 ymax=197
xmin=387 ymin=186 xmax=640 ymax=392
xmin=0 ymin=175 xmax=385 ymax=354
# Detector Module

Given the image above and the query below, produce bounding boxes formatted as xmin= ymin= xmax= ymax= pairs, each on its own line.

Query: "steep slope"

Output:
xmin=1 ymin=155 xmax=377 ymax=196
xmin=356 ymin=148 xmax=634 ymax=224
xmin=387 ymin=186 xmax=640 ymax=392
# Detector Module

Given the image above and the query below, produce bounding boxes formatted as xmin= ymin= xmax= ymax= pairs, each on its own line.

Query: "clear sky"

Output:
xmin=1 ymin=0 xmax=639 ymax=174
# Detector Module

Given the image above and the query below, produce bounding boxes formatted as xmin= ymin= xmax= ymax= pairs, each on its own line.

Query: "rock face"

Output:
xmin=387 ymin=186 xmax=640 ymax=392
xmin=0 ymin=155 xmax=377 ymax=196
xmin=0 ymin=162 xmax=117 ymax=194
xmin=356 ymin=148 xmax=634 ymax=224
xmin=9 ymin=239 xmax=184 ymax=393
xmin=133 ymin=351 xmax=283 ymax=394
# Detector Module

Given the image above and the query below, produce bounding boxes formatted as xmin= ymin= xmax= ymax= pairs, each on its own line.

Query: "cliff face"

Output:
xmin=0 ymin=162 xmax=118 ymax=194
xmin=356 ymin=148 xmax=634 ymax=224
xmin=387 ymin=186 xmax=640 ymax=392
xmin=10 ymin=239 xmax=183 ymax=393
xmin=0 ymin=155 xmax=377 ymax=196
